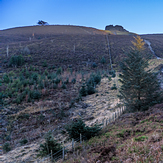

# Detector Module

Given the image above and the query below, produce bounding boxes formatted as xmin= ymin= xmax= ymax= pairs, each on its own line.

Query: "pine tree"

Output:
xmin=119 ymin=36 xmax=163 ymax=112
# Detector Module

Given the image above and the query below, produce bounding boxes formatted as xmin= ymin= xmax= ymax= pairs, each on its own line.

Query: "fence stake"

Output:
xmin=80 ymin=133 xmax=82 ymax=144
xmin=102 ymin=119 xmax=104 ymax=126
xmin=51 ymin=150 xmax=52 ymax=161
xmin=72 ymin=138 xmax=74 ymax=151
xmin=62 ymin=146 xmax=65 ymax=160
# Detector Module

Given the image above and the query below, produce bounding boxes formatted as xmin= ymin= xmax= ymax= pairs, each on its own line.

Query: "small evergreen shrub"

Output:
xmin=111 ymin=84 xmax=117 ymax=90
xmin=71 ymin=78 xmax=76 ymax=84
xmin=56 ymin=67 xmax=62 ymax=75
xmin=38 ymin=131 xmax=62 ymax=157
xmin=87 ymin=85 xmax=95 ymax=95
xmin=20 ymin=138 xmax=28 ymax=145
xmin=61 ymin=83 xmax=67 ymax=89
xmin=3 ymin=74 xmax=10 ymax=83
xmin=42 ymin=60 xmax=47 ymax=67
xmin=79 ymin=85 xmax=87 ymax=96
xmin=53 ymin=83 xmax=57 ymax=89
xmin=101 ymin=56 xmax=106 ymax=64
xmin=108 ymin=76 xmax=112 ymax=81
xmin=44 ymin=69 xmax=48 ymax=76
xmin=92 ymin=62 xmax=97 ymax=68
xmin=3 ymin=142 xmax=11 ymax=153
xmin=54 ymin=78 xmax=60 ymax=84
xmin=31 ymin=90 xmax=41 ymax=99
xmin=9 ymin=55 xmax=24 ymax=67
xmin=65 ymin=119 xmax=101 ymax=140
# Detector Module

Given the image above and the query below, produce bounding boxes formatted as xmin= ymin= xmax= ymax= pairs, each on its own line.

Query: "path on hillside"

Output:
xmin=144 ymin=39 xmax=163 ymax=89
xmin=144 ymin=39 xmax=163 ymax=60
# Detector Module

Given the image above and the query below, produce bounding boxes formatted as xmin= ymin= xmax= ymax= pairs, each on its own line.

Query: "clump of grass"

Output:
xmin=134 ymin=135 xmax=148 ymax=141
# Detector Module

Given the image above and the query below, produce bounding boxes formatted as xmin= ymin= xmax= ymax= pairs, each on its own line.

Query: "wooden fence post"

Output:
xmin=72 ymin=138 xmax=74 ymax=151
xmin=62 ymin=146 xmax=65 ymax=160
xmin=80 ymin=133 xmax=82 ymax=144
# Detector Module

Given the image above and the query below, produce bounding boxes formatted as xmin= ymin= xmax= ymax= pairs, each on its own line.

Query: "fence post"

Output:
xmin=80 ymin=133 xmax=82 ymax=144
xmin=102 ymin=119 xmax=104 ymax=127
xmin=51 ymin=150 xmax=53 ymax=161
xmin=6 ymin=45 xmax=9 ymax=57
xmin=72 ymin=138 xmax=74 ymax=151
xmin=62 ymin=146 xmax=65 ymax=160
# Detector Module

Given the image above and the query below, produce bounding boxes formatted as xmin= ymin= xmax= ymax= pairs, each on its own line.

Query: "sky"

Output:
xmin=1 ymin=0 xmax=163 ymax=34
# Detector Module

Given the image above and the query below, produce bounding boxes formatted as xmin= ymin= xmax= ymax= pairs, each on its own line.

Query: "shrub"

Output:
xmin=79 ymin=84 xmax=87 ymax=96
xmin=64 ymin=78 xmax=69 ymax=84
xmin=31 ymin=90 xmax=41 ymax=99
xmin=44 ymin=69 xmax=48 ymax=76
xmin=87 ymin=73 xmax=101 ymax=87
xmin=20 ymin=138 xmax=28 ymax=145
xmin=101 ymin=56 xmax=106 ymax=64
xmin=71 ymin=78 xmax=76 ymax=84
xmin=61 ymin=83 xmax=67 ymax=89
xmin=38 ymin=81 xmax=44 ymax=89
xmin=3 ymin=142 xmax=11 ymax=153
xmin=42 ymin=60 xmax=47 ymax=67
xmin=9 ymin=55 xmax=24 ymax=67
xmin=3 ymin=74 xmax=10 ymax=83
xmin=56 ymin=67 xmax=62 ymax=75
xmin=32 ymin=73 xmax=38 ymax=81
xmin=53 ymin=83 xmax=57 ymax=89
xmin=87 ymin=85 xmax=95 ymax=95
xmin=38 ymin=131 xmax=62 ymax=157
xmin=111 ymin=84 xmax=117 ymax=90
xmin=65 ymin=119 xmax=101 ymax=140
xmin=54 ymin=78 xmax=60 ymax=84
xmin=92 ymin=62 xmax=97 ymax=68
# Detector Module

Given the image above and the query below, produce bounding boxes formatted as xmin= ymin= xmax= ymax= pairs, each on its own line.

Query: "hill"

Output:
xmin=0 ymin=25 xmax=163 ymax=162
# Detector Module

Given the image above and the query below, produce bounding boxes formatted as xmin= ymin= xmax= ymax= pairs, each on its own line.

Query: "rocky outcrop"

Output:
xmin=105 ymin=25 xmax=128 ymax=32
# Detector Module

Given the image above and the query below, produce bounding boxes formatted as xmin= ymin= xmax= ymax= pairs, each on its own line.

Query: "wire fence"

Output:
xmin=38 ymin=104 xmax=126 ymax=163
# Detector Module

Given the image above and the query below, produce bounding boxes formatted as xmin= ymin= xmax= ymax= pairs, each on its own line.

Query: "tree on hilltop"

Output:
xmin=119 ymin=35 xmax=163 ymax=112
xmin=37 ymin=20 xmax=49 ymax=25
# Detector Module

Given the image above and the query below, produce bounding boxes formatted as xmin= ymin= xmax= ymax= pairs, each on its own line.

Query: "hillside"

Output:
xmin=0 ymin=25 xmax=163 ymax=162
xmin=62 ymin=103 xmax=163 ymax=162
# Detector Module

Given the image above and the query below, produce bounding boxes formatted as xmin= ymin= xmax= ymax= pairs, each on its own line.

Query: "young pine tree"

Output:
xmin=119 ymin=36 xmax=163 ymax=112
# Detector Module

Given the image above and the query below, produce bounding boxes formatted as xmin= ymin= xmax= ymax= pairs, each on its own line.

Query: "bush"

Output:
xmin=65 ymin=119 xmax=101 ymax=140
xmin=38 ymin=131 xmax=62 ymax=157
xmin=32 ymin=73 xmax=38 ymax=81
xmin=101 ymin=56 xmax=106 ymax=64
xmin=56 ymin=67 xmax=62 ymax=75
xmin=3 ymin=142 xmax=11 ymax=153
xmin=20 ymin=138 xmax=28 ymax=145
xmin=92 ymin=62 xmax=97 ymax=68
xmin=71 ymin=78 xmax=76 ymax=84
xmin=61 ymin=83 xmax=67 ymax=89
xmin=9 ymin=55 xmax=24 ymax=67
xmin=87 ymin=85 xmax=95 ymax=95
xmin=79 ymin=84 xmax=87 ymax=96
xmin=3 ymin=74 xmax=10 ymax=83
xmin=54 ymin=78 xmax=60 ymax=84
xmin=42 ymin=60 xmax=47 ymax=67
xmin=31 ymin=90 xmax=41 ymax=99
xmin=111 ymin=84 xmax=117 ymax=90
xmin=53 ymin=83 xmax=57 ymax=89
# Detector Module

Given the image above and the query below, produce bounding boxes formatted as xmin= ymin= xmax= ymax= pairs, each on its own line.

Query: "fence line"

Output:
xmin=38 ymin=104 xmax=126 ymax=163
